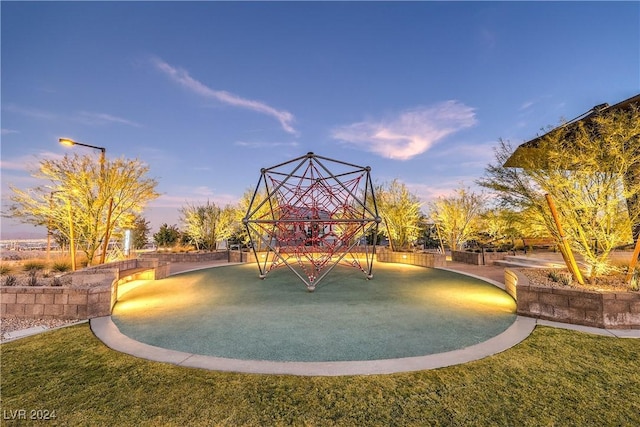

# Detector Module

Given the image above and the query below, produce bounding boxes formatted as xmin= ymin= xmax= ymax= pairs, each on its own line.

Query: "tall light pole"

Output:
xmin=67 ymin=194 xmax=77 ymax=271
xmin=59 ymin=137 xmax=109 ymax=264
xmin=59 ymin=138 xmax=106 ymax=177
xmin=49 ymin=190 xmax=77 ymax=270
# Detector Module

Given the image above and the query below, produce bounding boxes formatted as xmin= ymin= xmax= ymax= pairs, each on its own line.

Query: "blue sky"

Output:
xmin=2 ymin=1 xmax=639 ymax=239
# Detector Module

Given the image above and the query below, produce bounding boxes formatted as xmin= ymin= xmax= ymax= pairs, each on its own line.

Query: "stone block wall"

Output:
xmin=1 ymin=278 xmax=113 ymax=320
xmin=88 ymin=258 xmax=170 ymax=282
xmin=451 ymin=250 xmax=509 ymax=265
xmin=505 ymin=268 xmax=640 ymax=329
xmin=229 ymin=251 xmax=278 ymax=264
xmin=230 ymin=248 xmax=447 ymax=268
xmin=376 ymin=249 xmax=446 ymax=268
xmin=229 ymin=248 xmax=446 ymax=268
xmin=2 ymin=258 xmax=170 ymax=321
xmin=139 ymin=251 xmax=227 ymax=263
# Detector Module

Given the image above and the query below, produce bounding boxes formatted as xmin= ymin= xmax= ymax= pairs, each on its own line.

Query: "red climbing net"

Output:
xmin=243 ymin=152 xmax=380 ymax=291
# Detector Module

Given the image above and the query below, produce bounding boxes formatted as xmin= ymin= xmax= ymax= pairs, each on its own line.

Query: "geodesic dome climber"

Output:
xmin=243 ymin=152 xmax=381 ymax=291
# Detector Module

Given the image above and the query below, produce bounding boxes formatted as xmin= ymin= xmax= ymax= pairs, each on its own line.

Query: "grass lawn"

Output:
xmin=1 ymin=324 xmax=639 ymax=426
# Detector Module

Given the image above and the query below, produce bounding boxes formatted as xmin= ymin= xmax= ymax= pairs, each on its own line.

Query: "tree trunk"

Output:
xmin=624 ymin=164 xmax=640 ymax=242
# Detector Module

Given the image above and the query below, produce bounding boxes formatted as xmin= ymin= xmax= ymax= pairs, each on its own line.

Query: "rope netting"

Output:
xmin=244 ymin=153 xmax=380 ymax=291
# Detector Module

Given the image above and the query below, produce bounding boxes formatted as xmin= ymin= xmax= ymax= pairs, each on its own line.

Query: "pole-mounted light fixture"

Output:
xmin=58 ymin=137 xmax=110 ymax=264
xmin=58 ymin=137 xmax=106 ymax=155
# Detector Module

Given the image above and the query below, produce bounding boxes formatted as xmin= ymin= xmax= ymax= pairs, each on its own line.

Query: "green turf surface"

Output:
xmin=2 ymin=324 xmax=639 ymax=426
xmin=112 ymin=263 xmax=516 ymax=361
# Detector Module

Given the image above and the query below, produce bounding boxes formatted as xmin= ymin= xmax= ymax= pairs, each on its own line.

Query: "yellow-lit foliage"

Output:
xmin=429 ymin=186 xmax=486 ymax=251
xmin=180 ymin=201 xmax=237 ymax=250
xmin=236 ymin=187 xmax=277 ymax=250
xmin=7 ymin=154 xmax=159 ymax=265
xmin=479 ymin=207 xmax=528 ymax=247
xmin=480 ymin=105 xmax=640 ymax=278
xmin=374 ymin=179 xmax=422 ymax=251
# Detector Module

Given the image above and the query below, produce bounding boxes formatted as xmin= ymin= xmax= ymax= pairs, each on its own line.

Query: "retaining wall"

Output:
xmin=230 ymin=249 xmax=446 ymax=268
xmin=1 ymin=258 xmax=169 ymax=321
xmin=376 ymin=249 xmax=446 ymax=268
xmin=505 ymin=268 xmax=640 ymax=329
xmin=139 ymin=251 xmax=227 ymax=263
xmin=1 ymin=269 xmax=116 ymax=320
xmin=452 ymin=250 xmax=510 ymax=265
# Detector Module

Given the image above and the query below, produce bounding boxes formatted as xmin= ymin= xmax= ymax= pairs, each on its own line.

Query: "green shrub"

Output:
xmin=0 ymin=265 xmax=12 ymax=275
xmin=3 ymin=275 xmax=17 ymax=286
xmin=548 ymin=270 xmax=572 ymax=286
xmin=52 ymin=277 xmax=64 ymax=287
xmin=51 ymin=262 xmax=72 ymax=273
xmin=631 ymin=270 xmax=639 ymax=292
xmin=27 ymin=270 xmax=39 ymax=286
xmin=23 ymin=261 xmax=46 ymax=272
xmin=558 ymin=272 xmax=573 ymax=287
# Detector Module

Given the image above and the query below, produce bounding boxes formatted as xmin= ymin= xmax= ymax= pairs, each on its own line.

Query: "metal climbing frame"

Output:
xmin=243 ymin=152 xmax=381 ymax=291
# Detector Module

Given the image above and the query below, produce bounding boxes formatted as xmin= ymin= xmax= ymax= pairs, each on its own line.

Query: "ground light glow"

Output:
xmin=112 ymin=263 xmax=517 ymax=362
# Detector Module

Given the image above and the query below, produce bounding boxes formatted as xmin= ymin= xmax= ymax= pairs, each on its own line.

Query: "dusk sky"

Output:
xmin=2 ymin=1 xmax=638 ymax=239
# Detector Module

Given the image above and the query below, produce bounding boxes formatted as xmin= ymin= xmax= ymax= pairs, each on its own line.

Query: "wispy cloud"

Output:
xmin=331 ymin=101 xmax=477 ymax=161
xmin=0 ymin=151 xmax=64 ymax=172
xmin=519 ymin=101 xmax=534 ymax=111
xmin=151 ymin=57 xmax=297 ymax=135
xmin=3 ymin=104 xmax=58 ymax=120
xmin=76 ymin=112 xmax=142 ymax=127
xmin=149 ymin=188 xmax=239 ymax=209
xmin=234 ymin=141 xmax=300 ymax=148
xmin=1 ymin=128 xmax=19 ymax=135
xmin=3 ymin=104 xmax=141 ymax=128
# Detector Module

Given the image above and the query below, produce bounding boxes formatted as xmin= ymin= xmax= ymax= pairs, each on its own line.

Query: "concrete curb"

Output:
xmin=90 ymin=315 xmax=537 ymax=376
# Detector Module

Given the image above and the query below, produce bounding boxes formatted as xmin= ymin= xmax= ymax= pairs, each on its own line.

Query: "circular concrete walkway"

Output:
xmin=92 ymin=261 xmax=539 ymax=376
xmin=89 ymin=260 xmax=640 ymax=375
xmin=91 ymin=314 xmax=536 ymax=376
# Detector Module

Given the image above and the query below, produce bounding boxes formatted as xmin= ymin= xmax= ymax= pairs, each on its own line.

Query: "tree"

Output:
xmin=374 ymin=179 xmax=423 ymax=251
xmin=236 ymin=187 xmax=274 ymax=249
xmin=180 ymin=201 xmax=237 ymax=250
xmin=131 ymin=215 xmax=151 ymax=250
xmin=153 ymin=223 xmax=180 ymax=248
xmin=428 ymin=187 xmax=486 ymax=251
xmin=6 ymin=154 xmax=159 ymax=265
xmin=478 ymin=106 xmax=640 ymax=278
xmin=477 ymin=207 xmax=533 ymax=250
